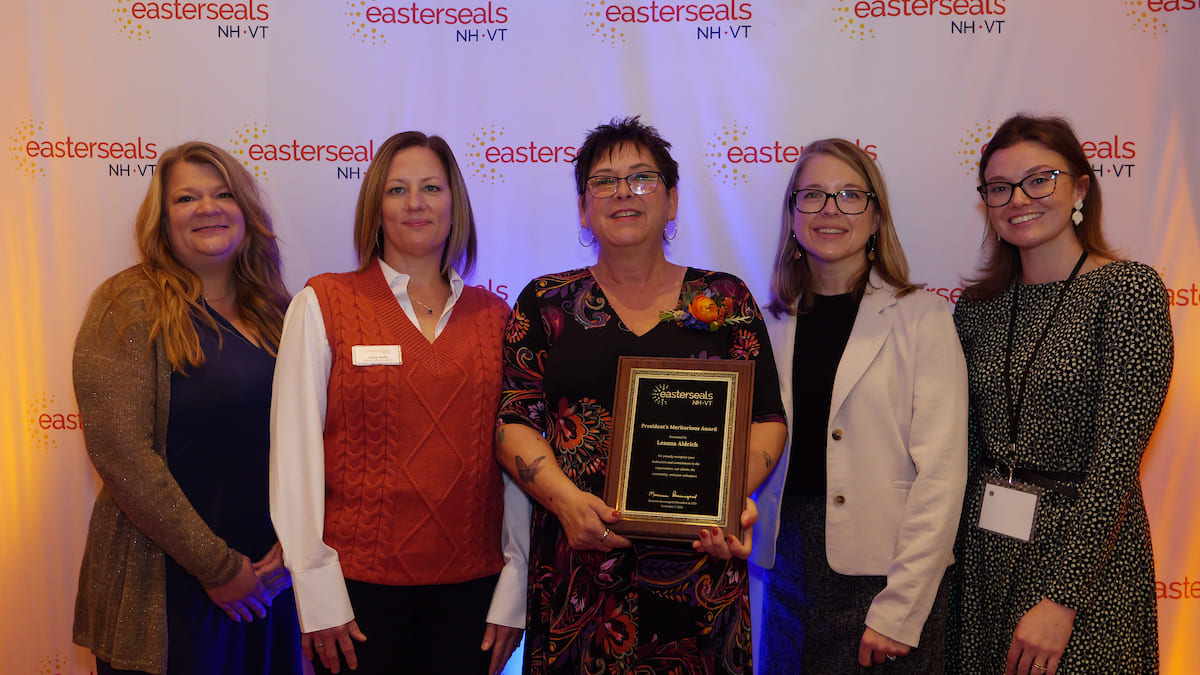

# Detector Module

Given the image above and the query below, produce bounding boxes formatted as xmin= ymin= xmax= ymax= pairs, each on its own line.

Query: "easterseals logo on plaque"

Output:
xmin=604 ymin=356 xmax=753 ymax=541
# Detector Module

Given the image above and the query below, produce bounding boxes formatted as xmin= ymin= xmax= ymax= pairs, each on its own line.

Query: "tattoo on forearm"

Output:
xmin=516 ymin=456 xmax=545 ymax=484
xmin=762 ymin=451 xmax=773 ymax=470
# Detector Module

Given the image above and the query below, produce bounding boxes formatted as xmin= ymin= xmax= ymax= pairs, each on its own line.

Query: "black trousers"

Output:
xmin=311 ymin=575 xmax=499 ymax=675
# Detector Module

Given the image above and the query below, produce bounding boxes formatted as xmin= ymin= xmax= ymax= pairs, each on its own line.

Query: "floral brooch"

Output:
xmin=659 ymin=289 xmax=752 ymax=332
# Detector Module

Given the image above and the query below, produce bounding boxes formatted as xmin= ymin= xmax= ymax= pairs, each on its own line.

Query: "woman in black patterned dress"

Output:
xmin=495 ymin=117 xmax=787 ymax=674
xmin=949 ymin=114 xmax=1173 ymax=675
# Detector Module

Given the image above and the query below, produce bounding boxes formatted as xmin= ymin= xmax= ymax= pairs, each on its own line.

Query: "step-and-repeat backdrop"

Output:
xmin=2 ymin=1 xmax=1196 ymax=673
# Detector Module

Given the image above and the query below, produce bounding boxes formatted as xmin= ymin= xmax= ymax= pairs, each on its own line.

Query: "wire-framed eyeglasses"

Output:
xmin=584 ymin=171 xmax=663 ymax=199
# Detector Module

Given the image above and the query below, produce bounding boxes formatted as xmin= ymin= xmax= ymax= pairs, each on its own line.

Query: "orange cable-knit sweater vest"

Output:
xmin=307 ymin=261 xmax=509 ymax=586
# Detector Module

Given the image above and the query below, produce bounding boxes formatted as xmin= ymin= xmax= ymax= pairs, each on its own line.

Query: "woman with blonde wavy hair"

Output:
xmin=753 ymin=138 xmax=968 ymax=673
xmin=72 ymin=141 xmax=301 ymax=675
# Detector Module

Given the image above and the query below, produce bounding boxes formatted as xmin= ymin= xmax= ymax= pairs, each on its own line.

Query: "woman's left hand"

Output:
xmin=692 ymin=498 xmax=758 ymax=560
xmin=480 ymin=622 xmax=524 ymax=674
xmin=252 ymin=541 xmax=292 ymax=603
xmin=1005 ymin=598 xmax=1077 ymax=675
xmin=858 ymin=627 xmax=912 ymax=666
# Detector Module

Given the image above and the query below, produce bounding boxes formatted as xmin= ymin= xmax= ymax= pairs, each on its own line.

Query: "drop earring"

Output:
xmin=1072 ymin=199 xmax=1084 ymax=226
xmin=866 ymin=234 xmax=878 ymax=262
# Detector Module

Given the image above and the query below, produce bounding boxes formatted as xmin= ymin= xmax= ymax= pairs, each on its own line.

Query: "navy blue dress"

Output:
xmin=163 ymin=308 xmax=302 ymax=675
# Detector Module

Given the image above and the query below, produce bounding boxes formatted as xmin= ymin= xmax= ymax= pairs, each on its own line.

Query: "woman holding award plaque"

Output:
xmin=754 ymin=138 xmax=968 ymax=673
xmin=495 ymin=116 xmax=787 ymax=674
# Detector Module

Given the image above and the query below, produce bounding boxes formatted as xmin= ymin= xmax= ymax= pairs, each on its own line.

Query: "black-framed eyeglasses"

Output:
xmin=977 ymin=169 xmax=1073 ymax=208
xmin=790 ymin=189 xmax=875 ymax=215
xmin=585 ymin=171 xmax=663 ymax=199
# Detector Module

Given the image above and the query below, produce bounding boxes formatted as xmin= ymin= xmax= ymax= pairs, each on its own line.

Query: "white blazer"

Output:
xmin=751 ymin=272 xmax=968 ymax=647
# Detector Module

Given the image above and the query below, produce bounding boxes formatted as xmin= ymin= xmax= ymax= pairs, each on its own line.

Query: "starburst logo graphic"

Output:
xmin=25 ymin=393 xmax=58 ymax=452
xmin=707 ymin=124 xmax=749 ymax=187
xmin=651 ymin=383 xmax=671 ymax=406
xmin=1123 ymin=1 xmax=1170 ymax=37
xmin=464 ymin=123 xmax=506 ymax=185
xmin=113 ymin=0 xmax=152 ymax=41
xmin=832 ymin=0 xmax=875 ymax=40
xmin=227 ymin=122 xmax=270 ymax=180
xmin=958 ymin=120 xmax=995 ymax=176
xmin=346 ymin=0 xmax=387 ymax=45
xmin=9 ymin=118 xmax=45 ymax=178
xmin=36 ymin=654 xmax=70 ymax=675
xmin=584 ymin=1 xmax=626 ymax=44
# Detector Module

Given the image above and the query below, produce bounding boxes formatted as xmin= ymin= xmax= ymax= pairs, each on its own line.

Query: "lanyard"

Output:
xmin=1003 ymin=250 xmax=1088 ymax=463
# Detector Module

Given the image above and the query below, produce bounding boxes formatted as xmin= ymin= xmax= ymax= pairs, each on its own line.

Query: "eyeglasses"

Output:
xmin=790 ymin=189 xmax=875 ymax=215
xmin=977 ymin=169 xmax=1072 ymax=208
xmin=584 ymin=171 xmax=663 ymax=199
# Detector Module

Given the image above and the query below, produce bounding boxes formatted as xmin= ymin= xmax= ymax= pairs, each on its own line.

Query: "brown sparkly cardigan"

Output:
xmin=72 ymin=267 xmax=243 ymax=675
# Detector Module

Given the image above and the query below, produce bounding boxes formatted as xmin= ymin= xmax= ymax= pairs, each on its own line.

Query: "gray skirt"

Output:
xmin=760 ymin=494 xmax=949 ymax=674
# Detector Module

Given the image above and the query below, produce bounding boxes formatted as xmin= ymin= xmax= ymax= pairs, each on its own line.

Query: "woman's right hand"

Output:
xmin=204 ymin=554 xmax=270 ymax=622
xmin=551 ymin=486 xmax=631 ymax=551
xmin=305 ymin=620 xmax=368 ymax=673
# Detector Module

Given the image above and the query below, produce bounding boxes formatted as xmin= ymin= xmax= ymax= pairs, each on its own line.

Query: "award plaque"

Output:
xmin=603 ymin=356 xmax=754 ymax=541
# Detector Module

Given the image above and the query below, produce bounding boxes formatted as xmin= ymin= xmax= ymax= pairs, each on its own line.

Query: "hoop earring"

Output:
xmin=663 ymin=220 xmax=678 ymax=242
xmin=1072 ymin=199 xmax=1084 ymax=227
xmin=866 ymin=233 xmax=878 ymax=262
xmin=578 ymin=226 xmax=596 ymax=248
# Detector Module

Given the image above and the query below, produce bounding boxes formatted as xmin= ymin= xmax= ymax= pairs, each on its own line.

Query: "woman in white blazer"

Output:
xmin=751 ymin=139 xmax=968 ymax=674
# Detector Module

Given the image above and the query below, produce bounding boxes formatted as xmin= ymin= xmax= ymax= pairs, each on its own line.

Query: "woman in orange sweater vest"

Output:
xmin=270 ymin=132 xmax=527 ymax=675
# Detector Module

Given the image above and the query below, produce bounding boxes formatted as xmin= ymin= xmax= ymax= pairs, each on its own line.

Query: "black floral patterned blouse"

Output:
xmin=499 ymin=267 xmax=784 ymax=675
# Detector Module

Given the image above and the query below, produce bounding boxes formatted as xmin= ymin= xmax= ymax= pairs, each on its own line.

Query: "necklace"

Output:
xmin=409 ymin=293 xmax=436 ymax=316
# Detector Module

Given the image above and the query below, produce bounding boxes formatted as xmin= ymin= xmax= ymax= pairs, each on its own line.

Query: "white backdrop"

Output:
xmin=2 ymin=1 xmax=1197 ymax=673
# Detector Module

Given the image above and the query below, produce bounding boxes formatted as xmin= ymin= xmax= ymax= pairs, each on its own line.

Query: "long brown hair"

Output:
xmin=768 ymin=138 xmax=919 ymax=317
xmin=353 ymin=131 xmax=478 ymax=278
xmin=106 ymin=142 xmax=289 ymax=370
xmin=963 ymin=113 xmax=1118 ymax=300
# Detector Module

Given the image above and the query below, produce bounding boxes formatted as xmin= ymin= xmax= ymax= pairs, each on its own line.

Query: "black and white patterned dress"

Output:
xmin=949 ymin=261 xmax=1172 ymax=673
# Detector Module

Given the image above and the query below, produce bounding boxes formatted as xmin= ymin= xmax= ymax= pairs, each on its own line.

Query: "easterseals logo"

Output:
xmin=25 ymin=393 xmax=81 ymax=452
xmin=112 ymin=0 xmax=271 ymax=41
xmin=345 ymin=1 xmax=509 ymax=45
xmin=651 ymin=383 xmax=714 ymax=406
xmin=832 ymin=0 xmax=1006 ymax=40
xmin=226 ymin=122 xmax=378 ymax=181
xmin=1125 ymin=0 xmax=1197 ymax=37
xmin=708 ymin=123 xmax=878 ymax=186
xmin=584 ymin=1 xmax=754 ymax=45
xmin=959 ymin=122 xmax=1139 ymax=181
xmin=12 ymin=119 xmax=160 ymax=179
xmin=463 ymin=123 xmax=579 ymax=186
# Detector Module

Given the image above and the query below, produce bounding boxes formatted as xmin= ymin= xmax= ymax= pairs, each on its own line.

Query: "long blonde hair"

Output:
xmin=767 ymin=138 xmax=919 ymax=317
xmin=107 ymin=142 xmax=289 ymax=371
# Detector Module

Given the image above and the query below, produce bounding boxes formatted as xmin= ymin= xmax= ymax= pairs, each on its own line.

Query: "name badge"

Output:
xmin=977 ymin=482 xmax=1039 ymax=542
xmin=352 ymin=345 xmax=401 ymax=366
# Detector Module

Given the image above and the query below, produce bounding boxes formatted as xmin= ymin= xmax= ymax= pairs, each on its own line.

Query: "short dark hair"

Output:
xmin=572 ymin=116 xmax=679 ymax=195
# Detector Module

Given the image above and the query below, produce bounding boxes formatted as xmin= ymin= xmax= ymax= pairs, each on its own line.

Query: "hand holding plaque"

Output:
xmin=603 ymin=357 xmax=754 ymax=541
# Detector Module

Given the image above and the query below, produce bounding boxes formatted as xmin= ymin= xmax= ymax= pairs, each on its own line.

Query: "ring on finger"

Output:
xmin=886 ymin=654 xmax=896 ymax=661
xmin=601 ymin=528 xmax=610 ymax=540
xmin=314 ymin=641 xmax=324 ymax=647
xmin=1032 ymin=664 xmax=1047 ymax=672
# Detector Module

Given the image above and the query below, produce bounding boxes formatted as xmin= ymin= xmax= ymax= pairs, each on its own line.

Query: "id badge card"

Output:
xmin=352 ymin=345 xmax=402 ymax=366
xmin=977 ymin=481 xmax=1039 ymax=542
